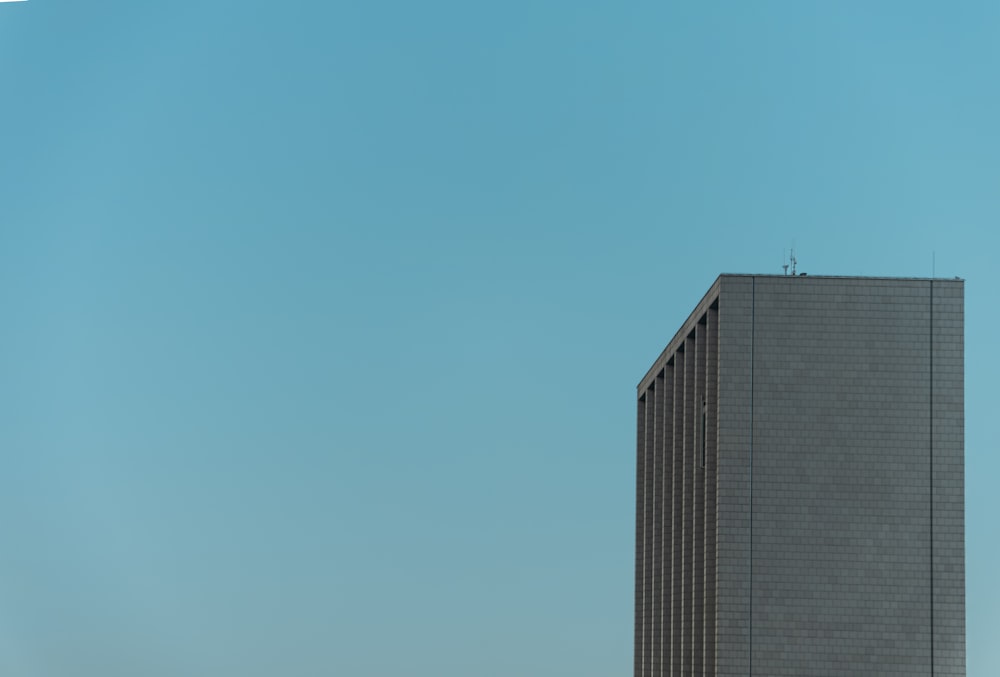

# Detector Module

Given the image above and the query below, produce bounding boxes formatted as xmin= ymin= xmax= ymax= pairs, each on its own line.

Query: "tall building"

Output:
xmin=634 ymin=274 xmax=964 ymax=676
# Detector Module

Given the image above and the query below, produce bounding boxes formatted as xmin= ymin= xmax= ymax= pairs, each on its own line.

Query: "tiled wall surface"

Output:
xmin=931 ymin=281 xmax=965 ymax=676
xmin=716 ymin=276 xmax=753 ymax=676
xmin=635 ymin=275 xmax=965 ymax=677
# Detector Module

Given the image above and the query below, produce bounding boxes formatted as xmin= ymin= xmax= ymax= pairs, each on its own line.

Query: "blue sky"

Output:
xmin=1 ymin=2 xmax=998 ymax=675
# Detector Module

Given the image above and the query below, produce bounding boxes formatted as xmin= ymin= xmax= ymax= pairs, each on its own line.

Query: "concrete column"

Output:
xmin=644 ymin=383 xmax=656 ymax=676
xmin=694 ymin=321 xmax=706 ymax=675
xmin=635 ymin=393 xmax=647 ymax=677
xmin=660 ymin=365 xmax=674 ymax=677
xmin=683 ymin=335 xmax=695 ymax=675
xmin=704 ymin=304 xmax=719 ymax=677
xmin=652 ymin=372 xmax=664 ymax=677
xmin=672 ymin=351 xmax=685 ymax=675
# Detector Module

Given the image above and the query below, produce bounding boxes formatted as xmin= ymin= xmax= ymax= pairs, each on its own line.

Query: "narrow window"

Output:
xmin=700 ymin=398 xmax=707 ymax=468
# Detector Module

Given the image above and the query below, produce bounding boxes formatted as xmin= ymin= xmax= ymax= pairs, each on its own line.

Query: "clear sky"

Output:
xmin=1 ymin=2 xmax=998 ymax=675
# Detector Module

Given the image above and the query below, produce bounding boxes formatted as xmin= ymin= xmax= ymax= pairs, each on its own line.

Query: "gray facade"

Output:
xmin=635 ymin=275 xmax=964 ymax=676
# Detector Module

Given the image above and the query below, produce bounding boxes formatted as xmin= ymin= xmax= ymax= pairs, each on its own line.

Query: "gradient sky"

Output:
xmin=2 ymin=2 xmax=999 ymax=676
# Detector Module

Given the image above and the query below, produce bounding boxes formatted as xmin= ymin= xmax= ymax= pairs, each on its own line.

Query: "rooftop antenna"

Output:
xmin=790 ymin=248 xmax=797 ymax=276
xmin=782 ymin=250 xmax=789 ymax=276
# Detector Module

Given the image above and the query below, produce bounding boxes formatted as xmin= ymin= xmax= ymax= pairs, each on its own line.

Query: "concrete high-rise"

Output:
xmin=634 ymin=275 xmax=964 ymax=676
